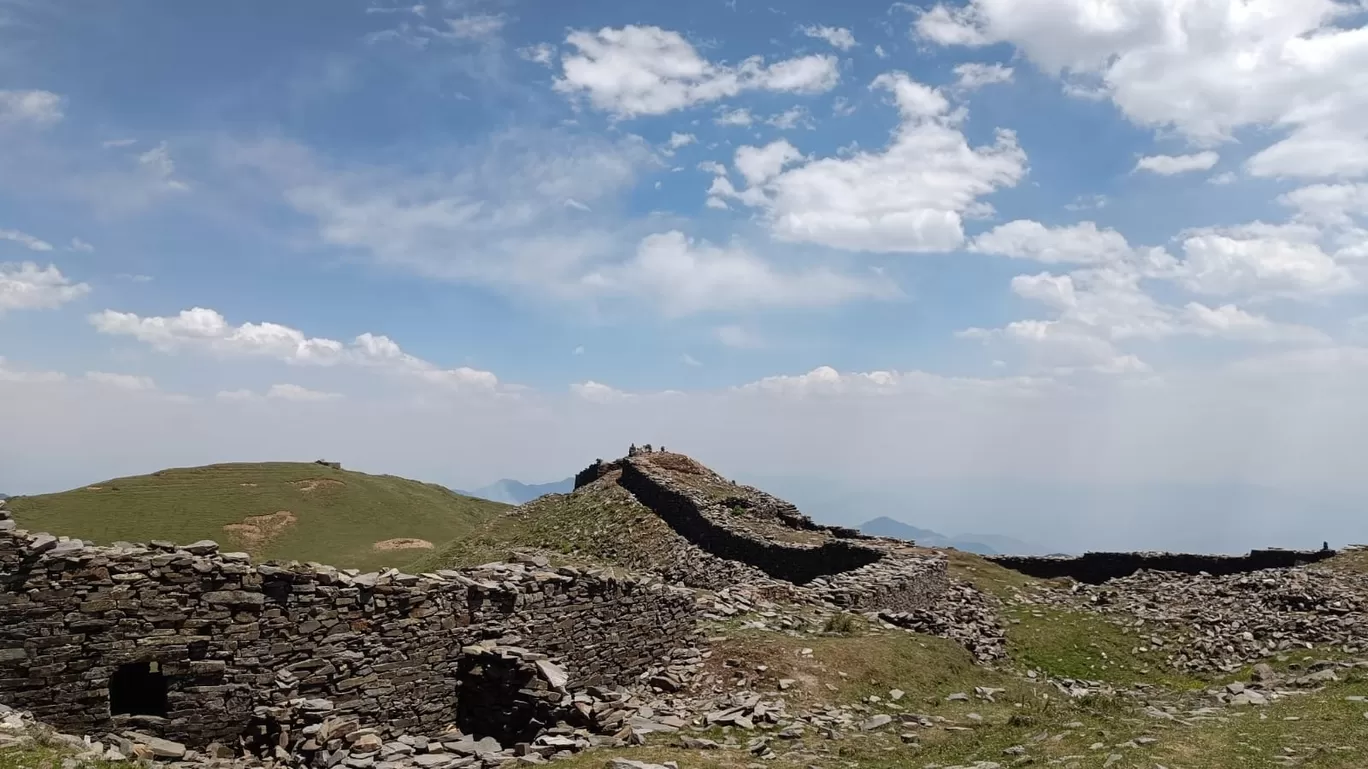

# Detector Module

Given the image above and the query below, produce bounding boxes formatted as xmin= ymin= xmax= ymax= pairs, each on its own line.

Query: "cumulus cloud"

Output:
xmin=710 ymin=72 xmax=1026 ymax=252
xmin=577 ymin=231 xmax=896 ymax=316
xmin=915 ymin=0 xmax=1368 ymax=180
xmin=554 ymin=25 xmax=840 ymax=117
xmin=714 ymin=107 xmax=755 ymax=127
xmin=952 ymin=62 xmax=1013 ymax=90
xmin=970 ymin=220 xmax=1142 ymax=266
xmin=89 ymin=306 xmax=501 ymax=390
xmin=1177 ymin=231 xmax=1357 ymax=297
xmin=0 ymin=90 xmax=64 ymax=127
xmin=1134 ymin=151 xmax=1220 ymax=175
xmin=800 ymin=25 xmax=857 ymax=51
xmin=0 ymin=263 xmax=91 ymax=314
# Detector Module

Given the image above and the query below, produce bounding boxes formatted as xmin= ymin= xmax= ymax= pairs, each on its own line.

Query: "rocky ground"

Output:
xmin=7 ymin=550 xmax=1368 ymax=769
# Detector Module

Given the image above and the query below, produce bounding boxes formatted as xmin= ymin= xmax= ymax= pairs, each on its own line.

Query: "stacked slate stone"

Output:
xmin=614 ymin=454 xmax=951 ymax=612
xmin=0 ymin=510 xmax=698 ymax=750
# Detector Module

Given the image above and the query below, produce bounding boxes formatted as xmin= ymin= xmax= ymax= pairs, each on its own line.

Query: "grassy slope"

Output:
xmin=7 ymin=462 xmax=508 ymax=571
xmin=412 ymin=472 xmax=675 ymax=572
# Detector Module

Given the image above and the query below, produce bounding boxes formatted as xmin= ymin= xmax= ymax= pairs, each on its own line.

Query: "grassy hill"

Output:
xmin=6 ymin=462 xmax=509 ymax=571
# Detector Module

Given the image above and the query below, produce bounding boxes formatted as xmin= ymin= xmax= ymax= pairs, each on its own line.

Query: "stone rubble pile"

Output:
xmin=1049 ymin=565 xmax=1368 ymax=671
xmin=876 ymin=581 xmax=1007 ymax=662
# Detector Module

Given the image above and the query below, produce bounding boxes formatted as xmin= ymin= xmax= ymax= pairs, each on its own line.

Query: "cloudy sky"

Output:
xmin=3 ymin=0 xmax=1368 ymax=550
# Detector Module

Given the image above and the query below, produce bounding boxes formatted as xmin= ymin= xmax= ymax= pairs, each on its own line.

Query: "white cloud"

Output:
xmin=801 ymin=25 xmax=857 ymax=51
xmin=577 ymin=230 xmax=896 ymax=316
xmin=68 ymin=238 xmax=95 ymax=253
xmin=0 ymin=357 xmax=65 ymax=384
xmin=0 ymin=263 xmax=91 ymax=314
xmin=667 ymin=132 xmax=696 ymax=150
xmin=1177 ymin=231 xmax=1357 ymax=297
xmin=245 ymin=131 xmax=655 ymax=292
xmin=136 ymin=141 xmax=190 ymax=192
xmin=715 ymin=107 xmax=754 ymax=127
xmin=1181 ymin=302 xmax=1330 ymax=345
xmin=85 ymin=371 xmax=156 ymax=391
xmin=0 ymin=228 xmax=53 ymax=252
xmin=952 ymin=62 xmax=1013 ymax=90
xmin=0 ymin=90 xmax=64 ymax=127
xmin=873 ymin=44 xmax=888 ymax=59
xmin=572 ymin=345 xmax=585 ymax=355
xmin=101 ymin=138 xmax=138 ymax=149
xmin=518 ymin=43 xmax=556 ymax=65
xmin=712 ymin=72 xmax=1026 ymax=253
xmin=1279 ymin=183 xmax=1368 ymax=228
xmin=681 ymin=353 xmax=702 ymax=366
xmin=1134 ymin=151 xmax=1220 ymax=176
xmin=970 ymin=220 xmax=1142 ymax=266
xmin=570 ymin=380 xmax=631 ymax=402
xmin=734 ymin=139 xmax=803 ymax=186
xmin=554 ymin=25 xmax=840 ymax=118
xmin=88 ymin=306 xmax=501 ymax=390
xmin=735 ymin=364 xmax=1051 ymax=397
xmin=443 ymin=13 xmax=505 ymax=41
xmin=266 ymin=383 xmax=344 ymax=401
xmin=915 ymin=0 xmax=1368 ymax=180
xmin=766 ymin=106 xmax=813 ymax=130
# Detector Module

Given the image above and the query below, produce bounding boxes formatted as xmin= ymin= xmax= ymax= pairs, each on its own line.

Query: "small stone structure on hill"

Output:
xmin=0 ymin=500 xmax=696 ymax=749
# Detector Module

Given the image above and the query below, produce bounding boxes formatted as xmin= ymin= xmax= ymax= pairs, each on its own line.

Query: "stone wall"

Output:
xmin=0 ymin=503 xmax=697 ymax=749
xmin=614 ymin=459 xmax=884 ymax=585
xmin=988 ymin=548 xmax=1338 ymax=584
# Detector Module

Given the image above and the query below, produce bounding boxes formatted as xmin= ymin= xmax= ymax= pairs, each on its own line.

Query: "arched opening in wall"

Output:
xmin=110 ymin=661 xmax=168 ymax=717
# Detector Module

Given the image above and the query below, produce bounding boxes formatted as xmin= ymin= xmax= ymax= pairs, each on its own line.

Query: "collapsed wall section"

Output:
xmin=0 ymin=504 xmax=696 ymax=748
xmin=989 ymin=548 xmax=1338 ymax=584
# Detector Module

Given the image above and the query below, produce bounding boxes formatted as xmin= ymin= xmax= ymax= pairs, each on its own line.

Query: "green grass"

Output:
xmin=1006 ymin=605 xmax=1207 ymax=688
xmin=412 ymin=474 xmax=673 ymax=572
xmin=542 ymin=626 xmax=1368 ymax=769
xmin=7 ymin=462 xmax=508 ymax=571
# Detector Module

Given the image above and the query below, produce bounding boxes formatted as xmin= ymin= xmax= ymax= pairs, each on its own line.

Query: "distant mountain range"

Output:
xmin=458 ymin=477 xmax=574 ymax=506
xmin=858 ymin=516 xmax=1045 ymax=555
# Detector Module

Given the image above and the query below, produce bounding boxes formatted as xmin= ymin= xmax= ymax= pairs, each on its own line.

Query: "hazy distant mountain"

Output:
xmin=858 ymin=516 xmax=1042 ymax=555
xmin=460 ymin=477 xmax=573 ymax=505
xmin=0 ymin=493 xmax=8 ymax=501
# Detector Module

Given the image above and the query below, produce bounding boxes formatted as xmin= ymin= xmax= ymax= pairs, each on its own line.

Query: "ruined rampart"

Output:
xmin=989 ymin=548 xmax=1338 ymax=584
xmin=0 ymin=504 xmax=697 ymax=749
xmin=614 ymin=459 xmax=883 ymax=585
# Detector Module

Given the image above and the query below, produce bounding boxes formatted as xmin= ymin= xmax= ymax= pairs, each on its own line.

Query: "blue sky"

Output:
xmin=3 ymin=0 xmax=1368 ymax=549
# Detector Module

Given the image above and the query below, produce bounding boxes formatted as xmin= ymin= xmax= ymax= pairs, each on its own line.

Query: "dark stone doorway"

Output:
xmin=110 ymin=661 xmax=168 ymax=717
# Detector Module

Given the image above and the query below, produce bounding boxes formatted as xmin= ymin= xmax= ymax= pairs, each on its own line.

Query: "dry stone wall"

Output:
xmin=613 ymin=458 xmax=883 ymax=585
xmin=0 ymin=502 xmax=697 ymax=749
xmin=989 ymin=548 xmax=1338 ymax=584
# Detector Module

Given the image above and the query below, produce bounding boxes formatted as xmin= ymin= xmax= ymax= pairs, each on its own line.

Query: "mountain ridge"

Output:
xmin=457 ymin=477 xmax=574 ymax=505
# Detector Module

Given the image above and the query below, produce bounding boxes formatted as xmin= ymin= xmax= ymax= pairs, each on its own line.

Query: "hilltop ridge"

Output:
xmin=6 ymin=461 xmax=508 ymax=570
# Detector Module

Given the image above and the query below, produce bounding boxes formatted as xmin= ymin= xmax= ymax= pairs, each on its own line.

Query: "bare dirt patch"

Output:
xmin=239 ymin=482 xmax=258 ymax=487
xmin=372 ymin=538 xmax=435 ymax=551
xmin=292 ymin=479 xmax=344 ymax=493
xmin=84 ymin=486 xmax=104 ymax=491
xmin=223 ymin=510 xmax=297 ymax=551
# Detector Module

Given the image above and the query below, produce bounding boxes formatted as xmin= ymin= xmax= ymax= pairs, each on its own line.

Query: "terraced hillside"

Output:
xmin=7 ymin=462 xmax=508 ymax=570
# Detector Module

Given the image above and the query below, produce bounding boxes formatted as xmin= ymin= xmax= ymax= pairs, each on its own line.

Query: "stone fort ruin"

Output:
xmin=0 ymin=448 xmax=955 ymax=753
xmin=0 ymin=503 xmax=695 ymax=749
